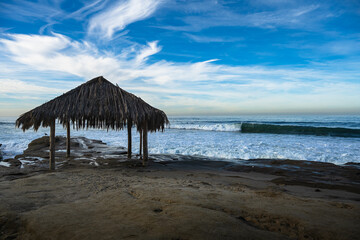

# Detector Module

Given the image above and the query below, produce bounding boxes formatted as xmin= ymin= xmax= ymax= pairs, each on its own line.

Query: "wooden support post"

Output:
xmin=49 ymin=119 xmax=55 ymax=170
xmin=142 ymin=121 xmax=148 ymax=166
xmin=139 ymin=129 xmax=142 ymax=160
xmin=127 ymin=118 xmax=132 ymax=159
xmin=66 ymin=121 xmax=70 ymax=158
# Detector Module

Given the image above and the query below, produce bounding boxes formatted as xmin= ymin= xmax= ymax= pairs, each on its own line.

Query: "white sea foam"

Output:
xmin=0 ymin=161 xmax=11 ymax=167
xmin=77 ymin=138 xmax=88 ymax=149
xmin=89 ymin=161 xmax=99 ymax=166
xmin=169 ymin=123 xmax=240 ymax=132
xmin=19 ymin=159 xmax=37 ymax=167
xmin=146 ymin=129 xmax=360 ymax=164
xmin=1 ymin=115 xmax=360 ymax=165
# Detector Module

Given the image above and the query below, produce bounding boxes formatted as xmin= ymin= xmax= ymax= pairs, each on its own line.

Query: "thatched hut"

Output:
xmin=16 ymin=76 xmax=169 ymax=169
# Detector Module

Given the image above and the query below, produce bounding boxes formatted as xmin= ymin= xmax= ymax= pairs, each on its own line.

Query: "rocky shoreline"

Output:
xmin=0 ymin=136 xmax=359 ymax=239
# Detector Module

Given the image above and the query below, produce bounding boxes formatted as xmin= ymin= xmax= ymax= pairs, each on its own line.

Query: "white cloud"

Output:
xmin=88 ymin=0 xmax=164 ymax=39
xmin=184 ymin=33 xmax=244 ymax=43
xmin=0 ymin=0 xmax=64 ymax=23
xmin=67 ymin=0 xmax=106 ymax=20
xmin=1 ymin=33 xmax=71 ymax=56
xmin=0 ymin=78 xmax=65 ymax=95
xmin=0 ymin=33 xmax=359 ymax=115
xmin=0 ymin=33 xmax=121 ymax=80
xmin=160 ymin=2 xmax=325 ymax=32
xmin=135 ymin=41 xmax=162 ymax=65
xmin=321 ymin=40 xmax=360 ymax=55
xmin=0 ymin=0 xmax=163 ymax=38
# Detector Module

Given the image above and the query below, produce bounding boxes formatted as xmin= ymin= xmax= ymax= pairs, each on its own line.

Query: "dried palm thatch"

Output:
xmin=15 ymin=76 xmax=169 ymax=132
xmin=15 ymin=76 xmax=168 ymax=170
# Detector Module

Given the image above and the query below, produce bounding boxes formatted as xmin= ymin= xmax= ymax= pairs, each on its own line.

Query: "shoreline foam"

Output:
xmin=2 ymin=115 xmax=360 ymax=165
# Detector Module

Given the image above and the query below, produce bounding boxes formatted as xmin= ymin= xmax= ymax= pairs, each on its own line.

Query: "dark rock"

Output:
xmin=5 ymin=158 xmax=22 ymax=167
xmin=153 ymin=208 xmax=163 ymax=213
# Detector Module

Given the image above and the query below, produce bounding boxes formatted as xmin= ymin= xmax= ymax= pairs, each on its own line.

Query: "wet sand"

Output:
xmin=0 ymin=136 xmax=359 ymax=240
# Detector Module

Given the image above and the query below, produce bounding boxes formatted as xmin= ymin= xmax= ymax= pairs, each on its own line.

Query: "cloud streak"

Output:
xmin=0 ymin=0 xmax=64 ymax=23
xmin=184 ymin=33 xmax=244 ymax=43
xmin=160 ymin=1 xmax=326 ymax=32
xmin=1 ymin=33 xmax=359 ymax=115
xmin=135 ymin=41 xmax=162 ymax=65
xmin=88 ymin=0 xmax=164 ymax=39
xmin=0 ymin=78 xmax=65 ymax=95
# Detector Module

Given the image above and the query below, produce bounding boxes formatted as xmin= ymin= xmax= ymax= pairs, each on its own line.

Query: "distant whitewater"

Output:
xmin=1 ymin=115 xmax=360 ymax=165
xmin=170 ymin=122 xmax=360 ymax=138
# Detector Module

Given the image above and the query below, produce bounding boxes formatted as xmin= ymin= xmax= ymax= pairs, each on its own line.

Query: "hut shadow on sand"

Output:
xmin=15 ymin=76 xmax=169 ymax=170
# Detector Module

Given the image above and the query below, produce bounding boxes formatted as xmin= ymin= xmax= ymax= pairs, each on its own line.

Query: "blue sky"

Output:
xmin=0 ymin=0 xmax=359 ymax=116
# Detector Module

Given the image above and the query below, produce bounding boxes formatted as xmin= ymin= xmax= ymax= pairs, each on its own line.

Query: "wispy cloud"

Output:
xmin=0 ymin=33 xmax=168 ymax=83
xmin=0 ymin=77 xmax=70 ymax=116
xmin=1 ymin=33 xmax=359 ymax=115
xmin=0 ymin=78 xmax=65 ymax=95
xmin=0 ymin=0 xmax=64 ymax=23
xmin=0 ymin=0 xmax=66 ymax=35
xmin=321 ymin=39 xmax=360 ymax=55
xmin=88 ymin=0 xmax=164 ymax=39
xmin=1 ymin=33 xmax=359 ymax=87
xmin=274 ymin=36 xmax=360 ymax=58
xmin=135 ymin=41 xmax=162 ymax=65
xmin=160 ymin=1 xmax=325 ymax=32
xmin=0 ymin=0 xmax=108 ymax=35
xmin=67 ymin=0 xmax=106 ymax=20
xmin=184 ymin=33 xmax=244 ymax=43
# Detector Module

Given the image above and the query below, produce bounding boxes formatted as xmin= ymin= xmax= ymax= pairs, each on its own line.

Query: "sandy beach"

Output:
xmin=0 ymin=136 xmax=359 ymax=240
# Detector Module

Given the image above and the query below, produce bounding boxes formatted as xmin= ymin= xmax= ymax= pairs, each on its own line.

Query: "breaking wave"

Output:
xmin=170 ymin=123 xmax=240 ymax=132
xmin=170 ymin=122 xmax=360 ymax=138
xmin=241 ymin=123 xmax=360 ymax=138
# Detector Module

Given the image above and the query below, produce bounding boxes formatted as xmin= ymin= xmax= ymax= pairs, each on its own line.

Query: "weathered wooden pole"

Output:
xmin=49 ymin=119 xmax=56 ymax=170
xmin=139 ymin=129 xmax=142 ymax=159
xmin=66 ymin=120 xmax=70 ymax=158
xmin=142 ymin=120 xmax=148 ymax=166
xmin=127 ymin=118 xmax=132 ymax=159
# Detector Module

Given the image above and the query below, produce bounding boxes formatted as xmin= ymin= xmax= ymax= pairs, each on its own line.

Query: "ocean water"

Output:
xmin=1 ymin=115 xmax=360 ymax=165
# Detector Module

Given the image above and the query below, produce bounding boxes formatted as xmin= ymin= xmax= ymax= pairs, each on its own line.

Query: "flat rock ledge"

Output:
xmin=0 ymin=136 xmax=359 ymax=240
